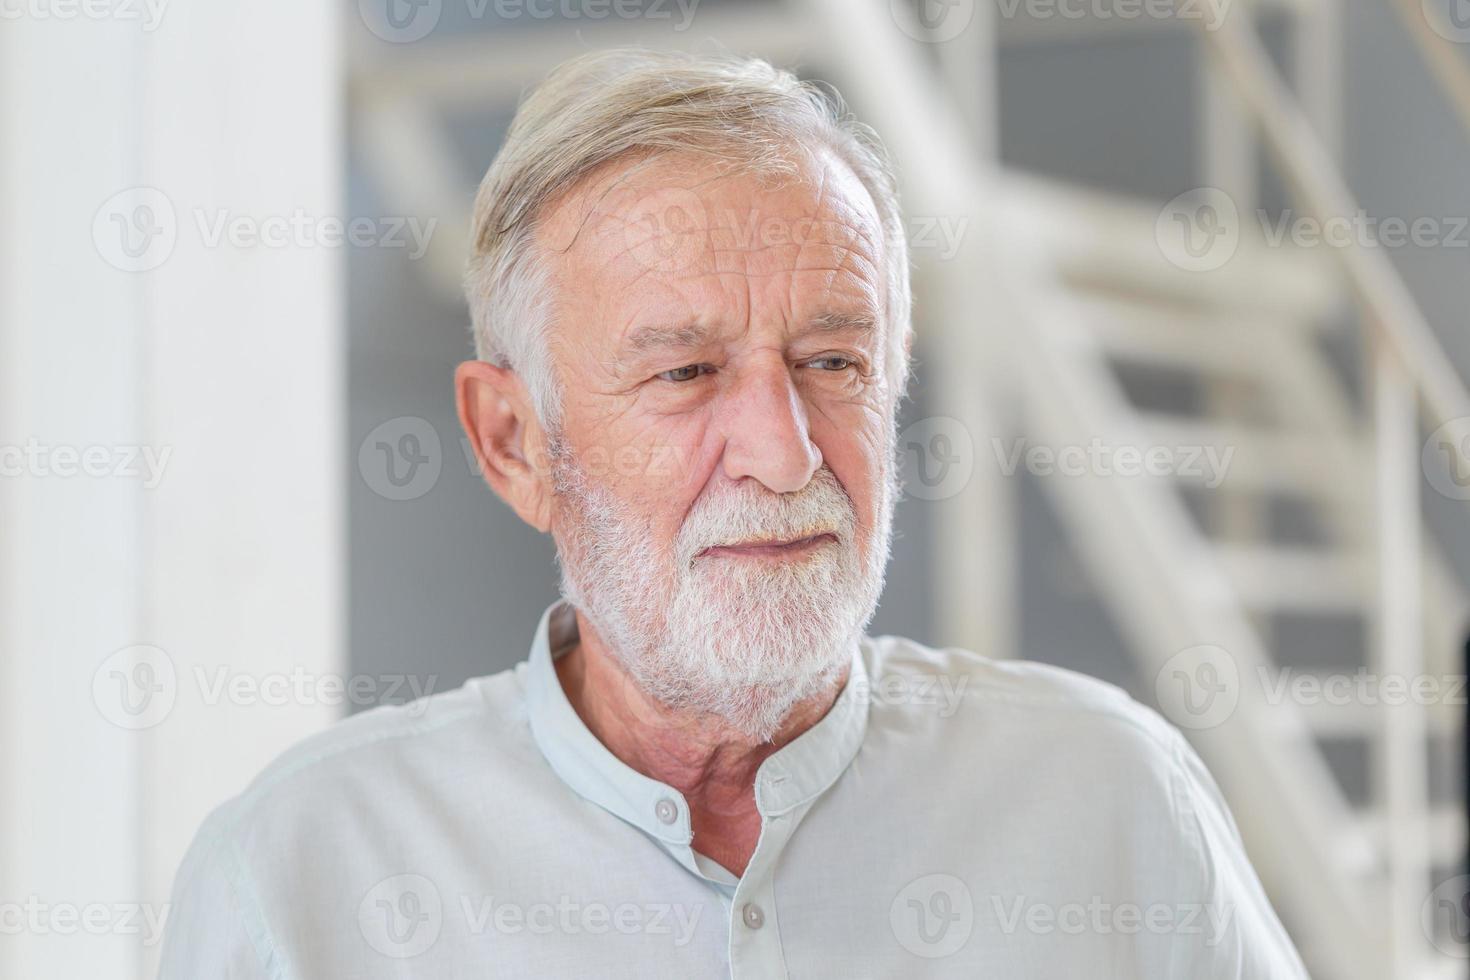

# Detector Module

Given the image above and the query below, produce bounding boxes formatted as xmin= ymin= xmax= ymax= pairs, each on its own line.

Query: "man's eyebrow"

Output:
xmin=625 ymin=322 xmax=712 ymax=355
xmin=623 ymin=311 xmax=876 ymax=357
xmin=806 ymin=311 xmax=877 ymax=336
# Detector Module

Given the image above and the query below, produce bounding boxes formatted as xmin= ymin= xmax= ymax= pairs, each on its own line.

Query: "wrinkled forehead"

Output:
xmin=534 ymin=147 xmax=887 ymax=310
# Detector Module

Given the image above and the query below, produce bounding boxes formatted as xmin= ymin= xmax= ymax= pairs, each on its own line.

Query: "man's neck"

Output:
xmin=552 ymin=612 xmax=848 ymax=877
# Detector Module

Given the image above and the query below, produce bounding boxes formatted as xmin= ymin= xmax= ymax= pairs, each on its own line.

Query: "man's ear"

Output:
xmin=455 ymin=360 xmax=554 ymax=533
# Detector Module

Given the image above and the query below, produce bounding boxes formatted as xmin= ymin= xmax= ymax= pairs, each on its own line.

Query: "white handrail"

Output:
xmin=1200 ymin=10 xmax=1466 ymax=977
xmin=1199 ymin=10 xmax=1470 ymax=431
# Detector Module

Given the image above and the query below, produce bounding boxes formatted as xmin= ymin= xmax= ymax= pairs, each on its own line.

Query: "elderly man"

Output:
xmin=159 ymin=50 xmax=1306 ymax=978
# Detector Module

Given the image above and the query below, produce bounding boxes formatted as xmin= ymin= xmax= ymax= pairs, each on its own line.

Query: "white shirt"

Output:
xmin=157 ymin=598 xmax=1307 ymax=978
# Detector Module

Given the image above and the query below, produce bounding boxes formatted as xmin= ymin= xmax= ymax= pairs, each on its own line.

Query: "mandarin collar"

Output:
xmin=522 ymin=598 xmax=870 ymax=850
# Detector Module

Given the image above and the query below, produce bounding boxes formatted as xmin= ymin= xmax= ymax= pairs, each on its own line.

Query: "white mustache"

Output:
xmin=675 ymin=469 xmax=855 ymax=565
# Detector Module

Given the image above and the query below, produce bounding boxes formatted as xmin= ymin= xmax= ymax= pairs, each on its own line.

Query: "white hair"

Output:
xmin=463 ymin=48 xmax=914 ymax=434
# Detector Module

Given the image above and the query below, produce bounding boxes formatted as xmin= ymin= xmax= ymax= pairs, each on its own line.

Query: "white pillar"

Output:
xmin=0 ymin=5 xmax=345 ymax=979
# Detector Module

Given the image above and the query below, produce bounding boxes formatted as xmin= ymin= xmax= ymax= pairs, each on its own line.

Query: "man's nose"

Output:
xmin=717 ymin=356 xmax=822 ymax=494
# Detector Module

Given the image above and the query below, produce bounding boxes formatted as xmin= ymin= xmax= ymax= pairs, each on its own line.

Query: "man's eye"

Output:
xmin=657 ymin=364 xmax=706 ymax=383
xmin=807 ymin=355 xmax=857 ymax=371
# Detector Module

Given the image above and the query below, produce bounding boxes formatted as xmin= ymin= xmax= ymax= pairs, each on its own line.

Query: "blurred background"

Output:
xmin=4 ymin=0 xmax=1470 ymax=977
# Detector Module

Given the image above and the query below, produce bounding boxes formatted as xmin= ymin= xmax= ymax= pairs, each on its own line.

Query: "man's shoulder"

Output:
xmin=858 ymin=632 xmax=1209 ymax=840
xmin=199 ymin=663 xmax=531 ymax=842
xmin=861 ymin=632 xmax=1185 ymax=760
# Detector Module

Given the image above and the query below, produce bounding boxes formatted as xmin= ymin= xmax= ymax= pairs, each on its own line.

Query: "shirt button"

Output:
xmin=741 ymin=902 xmax=765 ymax=930
xmin=654 ymin=798 xmax=678 ymax=825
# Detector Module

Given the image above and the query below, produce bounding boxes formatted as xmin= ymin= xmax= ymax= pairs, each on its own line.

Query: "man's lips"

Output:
xmin=696 ymin=532 xmax=838 ymax=559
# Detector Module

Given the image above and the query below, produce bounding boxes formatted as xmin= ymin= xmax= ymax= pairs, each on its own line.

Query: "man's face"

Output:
xmin=536 ymin=147 xmax=902 ymax=740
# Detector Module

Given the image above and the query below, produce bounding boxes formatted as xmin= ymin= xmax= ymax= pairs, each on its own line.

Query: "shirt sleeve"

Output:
xmin=156 ymin=808 xmax=278 ymax=980
xmin=1166 ymin=728 xmax=1311 ymax=980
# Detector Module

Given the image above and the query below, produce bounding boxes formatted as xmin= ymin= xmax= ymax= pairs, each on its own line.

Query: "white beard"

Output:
xmin=549 ymin=437 xmax=899 ymax=743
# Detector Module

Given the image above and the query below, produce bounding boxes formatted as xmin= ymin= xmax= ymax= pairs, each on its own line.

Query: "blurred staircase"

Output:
xmin=998 ymin=171 xmax=1469 ymax=979
xmin=805 ymin=1 xmax=1470 ymax=976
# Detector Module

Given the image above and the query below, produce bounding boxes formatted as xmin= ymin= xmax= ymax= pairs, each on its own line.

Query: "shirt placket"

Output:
xmin=724 ymin=759 xmax=821 ymax=980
